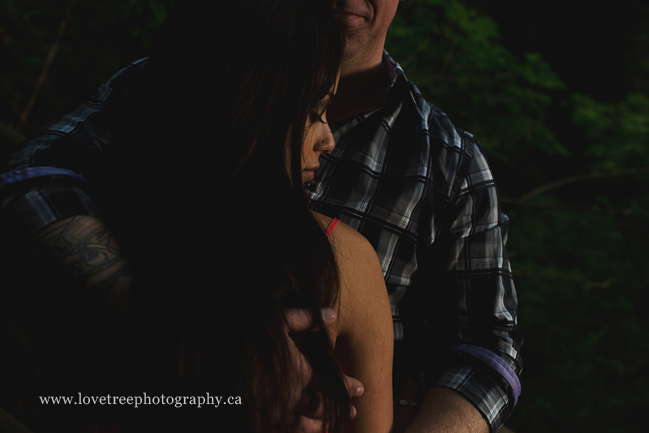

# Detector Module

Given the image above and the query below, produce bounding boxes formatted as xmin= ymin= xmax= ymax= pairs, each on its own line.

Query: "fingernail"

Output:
xmin=321 ymin=308 xmax=337 ymax=322
xmin=354 ymin=384 xmax=364 ymax=396
xmin=350 ymin=405 xmax=357 ymax=419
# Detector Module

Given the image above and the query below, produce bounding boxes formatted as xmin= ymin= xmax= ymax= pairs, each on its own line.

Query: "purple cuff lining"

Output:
xmin=449 ymin=344 xmax=521 ymax=405
xmin=0 ymin=167 xmax=89 ymax=190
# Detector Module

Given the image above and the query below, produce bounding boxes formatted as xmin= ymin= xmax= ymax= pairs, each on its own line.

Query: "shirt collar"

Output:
xmin=382 ymin=50 xmax=406 ymax=93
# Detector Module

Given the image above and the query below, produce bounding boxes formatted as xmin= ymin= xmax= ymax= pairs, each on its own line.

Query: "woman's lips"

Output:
xmin=303 ymin=165 xmax=320 ymax=181
xmin=303 ymin=170 xmax=315 ymax=181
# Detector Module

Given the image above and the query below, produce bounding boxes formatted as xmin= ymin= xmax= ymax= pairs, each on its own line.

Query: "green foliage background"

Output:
xmin=1 ymin=0 xmax=648 ymax=432
xmin=385 ymin=1 xmax=649 ymax=432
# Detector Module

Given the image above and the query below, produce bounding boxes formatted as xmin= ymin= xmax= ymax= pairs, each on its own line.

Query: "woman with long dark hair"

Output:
xmin=79 ymin=0 xmax=395 ymax=432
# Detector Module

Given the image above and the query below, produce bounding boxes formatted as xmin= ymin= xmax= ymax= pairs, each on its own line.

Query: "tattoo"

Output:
xmin=34 ymin=215 xmax=132 ymax=301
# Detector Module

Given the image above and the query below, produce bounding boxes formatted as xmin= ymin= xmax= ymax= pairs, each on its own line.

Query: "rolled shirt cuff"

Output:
xmin=1 ymin=177 xmax=101 ymax=234
xmin=448 ymin=344 xmax=521 ymax=405
xmin=0 ymin=167 xmax=89 ymax=191
xmin=424 ymin=348 xmax=520 ymax=433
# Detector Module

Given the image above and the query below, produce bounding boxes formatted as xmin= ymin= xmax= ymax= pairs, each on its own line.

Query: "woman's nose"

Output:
xmin=316 ymin=127 xmax=335 ymax=154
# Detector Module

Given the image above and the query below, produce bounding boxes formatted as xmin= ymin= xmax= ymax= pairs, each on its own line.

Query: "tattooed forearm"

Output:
xmin=33 ymin=215 xmax=132 ymax=311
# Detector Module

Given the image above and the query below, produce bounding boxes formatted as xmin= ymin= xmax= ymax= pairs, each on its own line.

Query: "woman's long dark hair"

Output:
xmin=94 ymin=0 xmax=348 ymax=431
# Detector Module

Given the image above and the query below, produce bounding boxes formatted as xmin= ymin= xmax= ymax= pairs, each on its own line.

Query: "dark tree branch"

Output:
xmin=518 ymin=167 xmax=649 ymax=203
xmin=400 ymin=36 xmax=432 ymax=70
xmin=499 ymin=197 xmax=647 ymax=221
xmin=16 ymin=0 xmax=74 ymax=132
xmin=512 ymin=269 xmax=614 ymax=289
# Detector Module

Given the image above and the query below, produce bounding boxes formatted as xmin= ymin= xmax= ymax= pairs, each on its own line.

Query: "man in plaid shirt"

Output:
xmin=0 ymin=1 xmax=521 ymax=432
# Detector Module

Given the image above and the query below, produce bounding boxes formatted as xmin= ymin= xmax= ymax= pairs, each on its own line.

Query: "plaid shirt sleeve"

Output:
xmin=0 ymin=58 xmax=148 ymax=233
xmin=416 ymin=126 xmax=522 ymax=432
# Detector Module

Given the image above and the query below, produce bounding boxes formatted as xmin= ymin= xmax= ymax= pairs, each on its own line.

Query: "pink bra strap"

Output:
xmin=324 ymin=218 xmax=340 ymax=238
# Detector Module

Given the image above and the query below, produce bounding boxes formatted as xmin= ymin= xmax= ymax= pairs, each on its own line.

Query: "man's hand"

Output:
xmin=283 ymin=307 xmax=364 ymax=433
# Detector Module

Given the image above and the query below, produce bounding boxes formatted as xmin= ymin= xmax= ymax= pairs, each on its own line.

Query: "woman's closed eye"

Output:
xmin=310 ymin=111 xmax=328 ymax=124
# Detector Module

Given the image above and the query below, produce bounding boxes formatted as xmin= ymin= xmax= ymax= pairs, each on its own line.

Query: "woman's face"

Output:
xmin=301 ymin=77 xmax=339 ymax=184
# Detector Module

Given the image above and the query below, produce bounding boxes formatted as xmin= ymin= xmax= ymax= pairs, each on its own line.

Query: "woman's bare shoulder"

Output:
xmin=330 ymin=223 xmax=380 ymax=272
xmin=311 ymin=211 xmax=332 ymax=230
xmin=311 ymin=212 xmax=377 ymax=262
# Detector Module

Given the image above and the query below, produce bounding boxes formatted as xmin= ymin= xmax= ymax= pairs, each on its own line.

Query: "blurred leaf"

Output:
xmin=572 ymin=92 xmax=649 ymax=171
xmin=148 ymin=0 xmax=167 ymax=25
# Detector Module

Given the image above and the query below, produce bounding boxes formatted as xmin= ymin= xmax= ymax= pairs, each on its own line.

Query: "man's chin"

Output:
xmin=340 ymin=30 xmax=370 ymax=60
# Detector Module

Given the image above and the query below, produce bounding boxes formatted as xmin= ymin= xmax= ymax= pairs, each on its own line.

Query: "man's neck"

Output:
xmin=328 ymin=51 xmax=390 ymax=126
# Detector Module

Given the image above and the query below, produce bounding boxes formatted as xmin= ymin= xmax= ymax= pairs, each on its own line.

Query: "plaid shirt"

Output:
xmin=0 ymin=54 xmax=522 ymax=432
